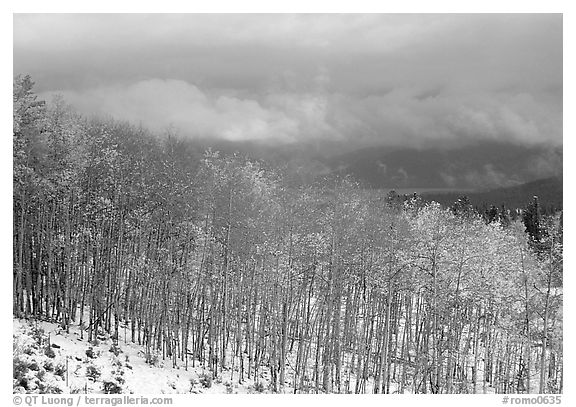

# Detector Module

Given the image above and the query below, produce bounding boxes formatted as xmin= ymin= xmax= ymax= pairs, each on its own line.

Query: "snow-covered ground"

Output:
xmin=13 ymin=318 xmax=267 ymax=394
xmin=13 ymin=316 xmax=511 ymax=395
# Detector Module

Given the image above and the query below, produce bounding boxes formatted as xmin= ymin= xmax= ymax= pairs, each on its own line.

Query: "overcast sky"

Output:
xmin=13 ymin=14 xmax=562 ymax=147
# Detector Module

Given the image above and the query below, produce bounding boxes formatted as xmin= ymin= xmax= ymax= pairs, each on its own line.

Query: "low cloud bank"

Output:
xmin=44 ymin=78 xmax=562 ymax=148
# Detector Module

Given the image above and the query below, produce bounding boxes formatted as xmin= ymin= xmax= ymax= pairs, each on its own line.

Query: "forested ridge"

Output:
xmin=423 ymin=177 xmax=562 ymax=216
xmin=13 ymin=76 xmax=563 ymax=394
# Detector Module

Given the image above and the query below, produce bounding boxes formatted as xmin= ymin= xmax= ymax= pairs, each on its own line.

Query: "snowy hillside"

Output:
xmin=13 ymin=318 xmax=271 ymax=394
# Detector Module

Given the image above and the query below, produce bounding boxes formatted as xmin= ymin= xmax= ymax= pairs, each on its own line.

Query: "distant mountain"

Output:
xmin=186 ymin=138 xmax=562 ymax=193
xmin=422 ymin=176 xmax=563 ymax=211
xmin=322 ymin=141 xmax=562 ymax=190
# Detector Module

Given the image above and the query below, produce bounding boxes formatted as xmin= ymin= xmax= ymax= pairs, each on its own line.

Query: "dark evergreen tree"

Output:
xmin=451 ymin=195 xmax=475 ymax=218
xmin=385 ymin=190 xmax=403 ymax=211
xmin=522 ymin=196 xmax=551 ymax=255
xmin=523 ymin=197 xmax=541 ymax=239
xmin=499 ymin=205 xmax=511 ymax=228
xmin=485 ymin=205 xmax=499 ymax=224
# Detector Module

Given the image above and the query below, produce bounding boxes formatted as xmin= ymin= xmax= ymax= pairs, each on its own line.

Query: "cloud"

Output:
xmin=40 ymin=77 xmax=561 ymax=147
xmin=18 ymin=14 xmax=562 ymax=147
xmin=15 ymin=14 xmax=562 ymax=94
xmin=48 ymin=79 xmax=303 ymax=142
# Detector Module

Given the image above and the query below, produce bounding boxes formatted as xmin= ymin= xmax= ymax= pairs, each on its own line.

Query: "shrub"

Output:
xmin=54 ymin=363 xmax=66 ymax=379
xmin=31 ymin=327 xmax=45 ymax=346
xmin=86 ymin=347 xmax=96 ymax=359
xmin=109 ymin=344 xmax=122 ymax=356
xmin=44 ymin=346 xmax=56 ymax=358
xmin=225 ymin=381 xmax=234 ymax=394
xmin=102 ymin=378 xmax=123 ymax=394
xmin=86 ymin=365 xmax=101 ymax=380
xmin=198 ymin=372 xmax=212 ymax=388
xmin=70 ymin=386 xmax=83 ymax=394
xmin=13 ymin=357 xmax=29 ymax=388
xmin=43 ymin=360 xmax=54 ymax=371
xmin=38 ymin=382 xmax=63 ymax=394
xmin=146 ymin=351 xmax=160 ymax=366
xmin=18 ymin=377 xmax=29 ymax=390
xmin=112 ymin=357 xmax=123 ymax=369
xmin=254 ymin=381 xmax=265 ymax=393
xmin=189 ymin=378 xmax=198 ymax=392
xmin=47 ymin=386 xmax=63 ymax=394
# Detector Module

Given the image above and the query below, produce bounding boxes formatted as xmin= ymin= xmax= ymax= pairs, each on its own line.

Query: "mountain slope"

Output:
xmin=323 ymin=141 xmax=562 ymax=190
